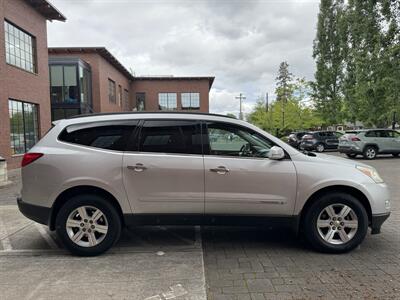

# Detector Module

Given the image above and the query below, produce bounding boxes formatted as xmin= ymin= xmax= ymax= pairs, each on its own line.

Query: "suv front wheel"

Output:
xmin=303 ymin=193 xmax=368 ymax=253
xmin=55 ymin=194 xmax=122 ymax=256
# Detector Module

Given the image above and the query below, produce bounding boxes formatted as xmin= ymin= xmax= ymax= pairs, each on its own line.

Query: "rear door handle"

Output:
xmin=127 ymin=163 xmax=147 ymax=172
xmin=210 ymin=166 xmax=230 ymax=175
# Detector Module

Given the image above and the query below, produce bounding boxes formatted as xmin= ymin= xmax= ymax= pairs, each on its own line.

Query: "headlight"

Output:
xmin=356 ymin=165 xmax=384 ymax=183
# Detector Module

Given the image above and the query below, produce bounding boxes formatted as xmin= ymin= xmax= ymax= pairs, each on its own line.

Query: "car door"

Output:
xmin=203 ymin=121 xmax=297 ymax=216
xmin=376 ymin=130 xmax=391 ymax=152
xmin=388 ymin=130 xmax=400 ymax=152
xmin=325 ymin=132 xmax=339 ymax=149
xmin=122 ymin=119 xmax=205 ymax=214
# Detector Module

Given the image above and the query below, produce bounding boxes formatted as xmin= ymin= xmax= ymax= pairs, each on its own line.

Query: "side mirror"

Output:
xmin=268 ymin=146 xmax=285 ymax=160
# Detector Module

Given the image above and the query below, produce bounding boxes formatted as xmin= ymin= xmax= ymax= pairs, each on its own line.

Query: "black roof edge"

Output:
xmin=67 ymin=111 xmax=234 ymax=120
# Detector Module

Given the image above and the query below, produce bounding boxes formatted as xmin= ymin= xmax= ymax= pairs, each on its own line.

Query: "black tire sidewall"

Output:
xmin=304 ymin=193 xmax=368 ymax=253
xmin=55 ymin=194 xmax=121 ymax=256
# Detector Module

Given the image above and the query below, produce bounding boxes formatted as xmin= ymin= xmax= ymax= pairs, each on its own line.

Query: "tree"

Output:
xmin=248 ymin=77 xmax=322 ymax=136
xmin=312 ymin=0 xmax=346 ymax=125
xmin=275 ymin=61 xmax=293 ymax=103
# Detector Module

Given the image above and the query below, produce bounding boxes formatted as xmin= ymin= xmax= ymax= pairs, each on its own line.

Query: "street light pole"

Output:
xmin=235 ymin=93 xmax=246 ymax=120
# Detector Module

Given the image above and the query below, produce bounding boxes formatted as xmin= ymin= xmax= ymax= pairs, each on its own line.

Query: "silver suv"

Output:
xmin=339 ymin=129 xmax=400 ymax=159
xmin=18 ymin=113 xmax=391 ymax=256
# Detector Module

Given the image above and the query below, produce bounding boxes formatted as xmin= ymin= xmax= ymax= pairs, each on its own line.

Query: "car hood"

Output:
xmin=295 ymin=152 xmax=372 ymax=169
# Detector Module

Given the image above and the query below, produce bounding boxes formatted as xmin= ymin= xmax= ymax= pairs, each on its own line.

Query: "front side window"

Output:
xmin=138 ymin=120 xmax=202 ymax=154
xmin=8 ymin=100 xmax=39 ymax=155
xmin=181 ymin=93 xmax=200 ymax=110
xmin=108 ymin=79 xmax=116 ymax=103
xmin=59 ymin=121 xmax=137 ymax=151
xmin=158 ymin=93 xmax=177 ymax=110
xmin=206 ymin=122 xmax=273 ymax=158
xmin=4 ymin=21 xmax=36 ymax=73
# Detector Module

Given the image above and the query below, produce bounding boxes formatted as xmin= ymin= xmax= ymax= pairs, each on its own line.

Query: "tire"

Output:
xmin=393 ymin=153 xmax=399 ymax=157
xmin=316 ymin=143 xmax=325 ymax=152
xmin=303 ymin=192 xmax=368 ymax=253
xmin=55 ymin=194 xmax=122 ymax=256
xmin=363 ymin=146 xmax=377 ymax=160
xmin=346 ymin=153 xmax=357 ymax=158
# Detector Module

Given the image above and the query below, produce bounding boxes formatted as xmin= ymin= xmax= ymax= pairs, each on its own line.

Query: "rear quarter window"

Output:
xmin=59 ymin=120 xmax=138 ymax=151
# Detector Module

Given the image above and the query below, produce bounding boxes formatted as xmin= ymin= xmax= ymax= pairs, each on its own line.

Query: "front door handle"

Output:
xmin=210 ymin=166 xmax=230 ymax=175
xmin=127 ymin=163 xmax=147 ymax=172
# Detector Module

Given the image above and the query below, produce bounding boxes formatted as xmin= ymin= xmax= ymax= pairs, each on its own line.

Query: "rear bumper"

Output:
xmin=370 ymin=213 xmax=390 ymax=234
xmin=17 ymin=197 xmax=50 ymax=226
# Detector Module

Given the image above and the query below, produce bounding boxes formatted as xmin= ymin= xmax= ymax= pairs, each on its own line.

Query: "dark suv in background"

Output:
xmin=300 ymin=131 xmax=343 ymax=152
xmin=287 ymin=131 xmax=308 ymax=148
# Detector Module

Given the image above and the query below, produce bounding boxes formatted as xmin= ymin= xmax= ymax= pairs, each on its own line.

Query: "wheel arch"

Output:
xmin=299 ymin=185 xmax=372 ymax=230
xmin=49 ymin=185 xmax=124 ymax=230
xmin=363 ymin=143 xmax=379 ymax=152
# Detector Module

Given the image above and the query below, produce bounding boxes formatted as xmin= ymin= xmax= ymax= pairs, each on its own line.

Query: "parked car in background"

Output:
xmin=300 ymin=131 xmax=343 ymax=152
xmin=339 ymin=129 xmax=400 ymax=159
xmin=287 ymin=131 xmax=309 ymax=148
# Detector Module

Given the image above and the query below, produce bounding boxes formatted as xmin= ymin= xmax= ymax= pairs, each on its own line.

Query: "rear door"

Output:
xmin=122 ymin=119 xmax=205 ymax=214
xmin=325 ymin=132 xmax=339 ymax=149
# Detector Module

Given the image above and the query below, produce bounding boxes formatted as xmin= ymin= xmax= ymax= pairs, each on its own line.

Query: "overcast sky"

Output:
xmin=47 ymin=0 xmax=320 ymax=117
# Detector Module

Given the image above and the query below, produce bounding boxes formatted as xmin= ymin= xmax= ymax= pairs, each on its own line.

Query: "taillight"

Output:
xmin=351 ymin=136 xmax=361 ymax=141
xmin=21 ymin=153 xmax=43 ymax=167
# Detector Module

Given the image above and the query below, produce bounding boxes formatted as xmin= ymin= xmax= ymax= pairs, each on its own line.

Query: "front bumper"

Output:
xmin=370 ymin=213 xmax=390 ymax=234
xmin=17 ymin=197 xmax=50 ymax=226
xmin=338 ymin=146 xmax=362 ymax=154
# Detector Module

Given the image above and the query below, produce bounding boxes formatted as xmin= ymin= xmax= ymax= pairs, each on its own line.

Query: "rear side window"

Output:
xmin=59 ymin=120 xmax=137 ymax=151
xmin=138 ymin=120 xmax=202 ymax=155
xmin=365 ymin=131 xmax=377 ymax=137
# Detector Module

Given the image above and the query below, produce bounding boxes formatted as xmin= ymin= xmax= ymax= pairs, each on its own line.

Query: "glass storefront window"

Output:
xmin=50 ymin=65 xmax=78 ymax=103
xmin=8 ymin=100 xmax=39 ymax=155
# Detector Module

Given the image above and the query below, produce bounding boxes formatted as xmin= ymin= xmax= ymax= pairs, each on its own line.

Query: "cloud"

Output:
xmin=47 ymin=0 xmax=320 ymax=113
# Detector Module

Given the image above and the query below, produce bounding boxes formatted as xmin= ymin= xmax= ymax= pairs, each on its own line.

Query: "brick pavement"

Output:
xmin=203 ymin=155 xmax=400 ymax=299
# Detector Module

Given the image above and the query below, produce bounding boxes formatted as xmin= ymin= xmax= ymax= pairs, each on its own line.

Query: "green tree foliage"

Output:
xmin=275 ymin=61 xmax=293 ymax=103
xmin=313 ymin=0 xmax=400 ymax=127
xmin=248 ymin=74 xmax=323 ymax=136
xmin=312 ymin=0 xmax=346 ymax=125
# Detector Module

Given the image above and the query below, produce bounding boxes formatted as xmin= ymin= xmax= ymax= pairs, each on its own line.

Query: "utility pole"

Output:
xmin=235 ymin=93 xmax=246 ymax=120
xmin=266 ymin=92 xmax=269 ymax=112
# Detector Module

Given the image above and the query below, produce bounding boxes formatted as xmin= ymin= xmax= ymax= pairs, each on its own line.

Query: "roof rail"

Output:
xmin=67 ymin=111 xmax=235 ymax=120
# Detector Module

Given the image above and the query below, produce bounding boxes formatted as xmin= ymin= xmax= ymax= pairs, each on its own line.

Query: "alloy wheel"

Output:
xmin=66 ymin=206 xmax=108 ymax=247
xmin=366 ymin=148 xmax=376 ymax=159
xmin=316 ymin=204 xmax=358 ymax=245
xmin=317 ymin=144 xmax=325 ymax=152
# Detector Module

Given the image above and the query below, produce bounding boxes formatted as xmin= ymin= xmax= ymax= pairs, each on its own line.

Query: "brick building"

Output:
xmin=0 ymin=0 xmax=65 ymax=169
xmin=0 ymin=3 xmax=214 ymax=170
xmin=48 ymin=47 xmax=214 ymax=119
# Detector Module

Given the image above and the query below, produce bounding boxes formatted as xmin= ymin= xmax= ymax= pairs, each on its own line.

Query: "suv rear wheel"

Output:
xmin=303 ymin=193 xmax=368 ymax=253
xmin=55 ymin=194 xmax=121 ymax=256
xmin=316 ymin=143 xmax=325 ymax=152
xmin=363 ymin=146 xmax=377 ymax=159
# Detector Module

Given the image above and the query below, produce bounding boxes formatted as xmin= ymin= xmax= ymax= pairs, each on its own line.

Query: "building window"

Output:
xmin=181 ymin=93 xmax=200 ymax=110
xmin=118 ymin=85 xmax=122 ymax=106
xmin=8 ymin=100 xmax=39 ymax=155
xmin=124 ymin=89 xmax=130 ymax=111
xmin=158 ymin=93 xmax=177 ymax=110
xmin=136 ymin=93 xmax=145 ymax=111
xmin=108 ymin=79 xmax=116 ymax=103
xmin=49 ymin=65 xmax=79 ymax=103
xmin=4 ymin=20 xmax=37 ymax=73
